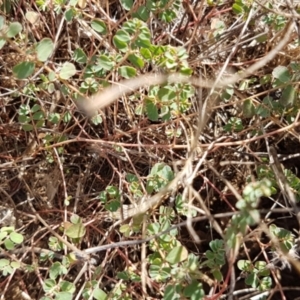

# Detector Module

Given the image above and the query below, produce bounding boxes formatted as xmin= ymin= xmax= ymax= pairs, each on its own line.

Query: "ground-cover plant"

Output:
xmin=0 ymin=227 xmax=23 ymax=276
xmin=2 ymin=0 xmax=300 ymax=299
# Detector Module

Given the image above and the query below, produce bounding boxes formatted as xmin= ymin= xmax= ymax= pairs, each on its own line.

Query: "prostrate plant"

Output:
xmin=2 ymin=0 xmax=300 ymax=299
xmin=0 ymin=227 xmax=23 ymax=276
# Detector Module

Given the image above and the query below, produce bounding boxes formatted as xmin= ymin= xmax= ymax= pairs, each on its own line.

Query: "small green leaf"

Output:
xmin=55 ymin=292 xmax=73 ymax=300
xmin=256 ymin=32 xmax=268 ymax=43
xmin=126 ymin=173 xmax=139 ymax=183
xmin=63 ymin=112 xmax=72 ymax=123
xmin=224 ymin=117 xmax=243 ymax=132
xmin=31 ymin=104 xmax=41 ymax=113
xmin=59 ymin=62 xmax=76 ymax=79
xmin=232 ymin=3 xmax=244 ymax=14
xmin=237 ymin=259 xmax=251 ymax=271
xmin=164 ymin=285 xmax=181 ymax=300
xmin=180 ymin=67 xmax=193 ymax=76
xmin=106 ymin=186 xmax=119 ymax=198
xmin=140 ymin=48 xmax=152 ymax=59
xmin=290 ymin=62 xmax=300 ymax=71
xmin=160 ymin=10 xmax=177 ymax=23
xmin=98 ymin=191 xmax=107 ymax=202
xmin=59 ymin=281 xmax=76 ymax=293
xmin=33 ymin=111 xmax=44 ymax=120
xmin=25 ymin=11 xmax=39 ymax=24
xmin=158 ymin=86 xmax=176 ymax=101
xmin=260 ymin=74 xmax=272 ymax=85
xmin=1 ymin=227 xmax=15 ymax=233
xmin=65 ymin=222 xmax=86 ymax=239
xmin=149 ymin=264 xmax=171 ymax=281
xmin=49 ymin=113 xmax=60 ymax=124
xmin=6 ymin=22 xmax=22 ymax=38
xmin=36 ymin=119 xmax=44 ymax=128
xmin=9 ymin=232 xmax=24 ymax=244
xmin=48 ymin=71 xmax=56 ymax=81
xmin=13 ymin=62 xmax=35 ymax=79
xmin=245 ymin=272 xmax=259 ymax=288
xmin=117 ymin=271 xmax=130 ymax=280
xmin=272 ymin=66 xmax=291 ymax=83
xmin=93 ymin=288 xmax=107 ymax=300
xmin=10 ymin=261 xmax=21 ymax=269
xmin=260 ymin=276 xmax=272 ymax=291
xmin=70 ymin=214 xmax=81 ymax=224
xmin=134 ymin=28 xmax=151 ymax=48
xmin=145 ymin=98 xmax=158 ymax=121
xmin=43 ymin=278 xmax=56 ymax=292
xmin=91 ymin=19 xmax=107 ymax=34
xmin=18 ymin=114 xmax=30 ymax=123
xmin=4 ymin=238 xmax=14 ymax=250
xmin=279 ymin=85 xmax=296 ymax=107
xmin=65 ymin=8 xmax=76 ymax=22
xmin=166 ymin=245 xmax=188 ymax=264
xmin=221 ymin=86 xmax=234 ymax=100
xmin=212 ymin=269 xmax=223 ymax=281
xmin=0 ymin=231 xmax=8 ymax=240
xmin=255 ymin=261 xmax=268 ymax=273
xmin=91 ymin=114 xmax=102 ymax=125
xmin=22 ymin=124 xmax=34 ymax=131
xmin=48 ymin=83 xmax=55 ymax=93
xmin=183 ymin=281 xmax=205 ymax=298
xmin=113 ymin=30 xmax=130 ymax=52
xmin=35 ymin=38 xmax=54 ymax=61
xmin=132 ymin=6 xmax=150 ymax=21
xmin=104 ymin=200 xmax=120 ymax=212
xmin=243 ymin=99 xmax=255 ymax=118
xmin=118 ymin=66 xmax=136 ymax=78
xmin=0 ymin=259 xmax=9 ymax=267
xmin=98 ymin=55 xmax=114 ymax=71
xmin=50 ymin=262 xmax=67 ymax=280
xmin=73 ymin=48 xmax=87 ymax=64
xmin=128 ymin=53 xmax=145 ymax=68
xmin=119 ymin=224 xmax=131 ymax=234
xmin=120 ymin=0 xmax=133 ymax=10
xmin=256 ymin=105 xmax=270 ymax=118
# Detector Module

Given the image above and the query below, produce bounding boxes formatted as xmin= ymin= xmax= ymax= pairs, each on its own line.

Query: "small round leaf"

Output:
xmin=91 ymin=19 xmax=107 ymax=34
xmin=93 ymin=288 xmax=107 ymax=300
xmin=4 ymin=238 xmax=14 ymax=250
xmin=145 ymin=98 xmax=158 ymax=121
xmin=0 ymin=259 xmax=9 ymax=267
xmin=10 ymin=261 xmax=21 ymax=269
xmin=9 ymin=232 xmax=24 ymax=244
xmin=6 ymin=22 xmax=22 ymax=38
xmin=120 ymin=0 xmax=133 ymax=10
xmin=59 ymin=62 xmax=76 ymax=79
xmin=36 ymin=38 xmax=54 ymax=62
xmin=128 ymin=53 xmax=144 ymax=68
xmin=166 ymin=245 xmax=188 ymax=264
xmin=25 ymin=11 xmax=39 ymax=24
xmin=65 ymin=223 xmax=86 ymax=239
xmin=13 ymin=62 xmax=35 ymax=79
xmin=55 ymin=292 xmax=73 ymax=300
xmin=98 ymin=55 xmax=114 ymax=71
xmin=272 ymin=66 xmax=291 ymax=83
xmin=73 ymin=48 xmax=87 ymax=64
xmin=43 ymin=279 xmax=56 ymax=292
xmin=118 ymin=66 xmax=136 ymax=78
